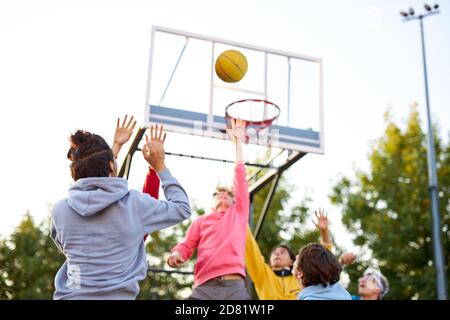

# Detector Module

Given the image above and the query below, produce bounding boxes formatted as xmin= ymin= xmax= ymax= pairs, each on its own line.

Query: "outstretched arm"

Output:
xmin=245 ymin=225 xmax=273 ymax=286
xmin=168 ymin=219 xmax=201 ymax=268
xmin=227 ymin=118 xmax=246 ymax=164
xmin=141 ymin=124 xmax=166 ymax=173
xmin=312 ymin=208 xmax=332 ymax=250
xmin=142 ymin=125 xmax=165 ymax=198
xmin=112 ymin=115 xmax=137 ymax=158
xmin=227 ymin=119 xmax=249 ymax=215
xmin=139 ymin=125 xmax=190 ymax=234
xmin=142 ymin=156 xmax=161 ymax=241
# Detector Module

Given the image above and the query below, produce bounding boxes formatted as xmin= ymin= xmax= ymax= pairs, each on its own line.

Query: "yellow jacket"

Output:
xmin=245 ymin=227 xmax=333 ymax=300
xmin=245 ymin=227 xmax=300 ymax=300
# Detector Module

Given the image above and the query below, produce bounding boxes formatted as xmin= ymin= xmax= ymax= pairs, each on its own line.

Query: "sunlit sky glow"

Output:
xmin=1 ymin=0 xmax=449 ymax=254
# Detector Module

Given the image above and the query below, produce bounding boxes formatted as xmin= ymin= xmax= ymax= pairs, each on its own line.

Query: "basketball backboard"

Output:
xmin=144 ymin=26 xmax=324 ymax=155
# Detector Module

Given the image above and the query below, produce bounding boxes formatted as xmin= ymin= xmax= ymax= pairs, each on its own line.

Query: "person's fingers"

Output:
xmin=145 ymin=134 xmax=149 ymax=145
xmin=126 ymin=115 xmax=134 ymax=129
xmin=122 ymin=115 xmax=128 ymax=127
xmin=315 ymin=210 xmax=319 ymax=219
xmin=312 ymin=220 xmax=318 ymax=228
xmin=158 ymin=125 xmax=164 ymax=140
xmin=150 ymin=125 xmax=155 ymax=141
xmin=154 ymin=124 xmax=159 ymax=140
xmin=130 ymin=120 xmax=137 ymax=132
xmin=155 ymin=124 xmax=161 ymax=140
xmin=116 ymin=117 xmax=120 ymax=129
xmin=162 ymin=132 xmax=167 ymax=143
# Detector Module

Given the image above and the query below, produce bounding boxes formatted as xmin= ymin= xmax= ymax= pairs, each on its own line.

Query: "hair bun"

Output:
xmin=70 ymin=130 xmax=92 ymax=148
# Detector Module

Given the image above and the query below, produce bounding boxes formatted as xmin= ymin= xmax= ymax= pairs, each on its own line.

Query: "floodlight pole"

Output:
xmin=401 ymin=4 xmax=447 ymax=300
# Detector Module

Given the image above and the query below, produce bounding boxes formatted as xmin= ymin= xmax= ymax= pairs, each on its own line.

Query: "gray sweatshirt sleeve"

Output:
xmin=135 ymin=168 xmax=191 ymax=234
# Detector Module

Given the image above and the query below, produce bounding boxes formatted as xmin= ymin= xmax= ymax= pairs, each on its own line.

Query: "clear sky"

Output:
xmin=0 ymin=0 xmax=449 ymax=253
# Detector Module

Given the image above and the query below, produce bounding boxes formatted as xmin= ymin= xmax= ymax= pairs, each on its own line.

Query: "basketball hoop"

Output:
xmin=225 ymin=98 xmax=280 ymax=131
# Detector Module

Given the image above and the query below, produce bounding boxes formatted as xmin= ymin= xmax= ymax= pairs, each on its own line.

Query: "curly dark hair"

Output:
xmin=67 ymin=130 xmax=114 ymax=181
xmin=296 ymin=243 xmax=342 ymax=288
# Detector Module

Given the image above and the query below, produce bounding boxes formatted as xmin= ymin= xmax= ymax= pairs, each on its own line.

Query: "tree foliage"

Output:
xmin=0 ymin=172 xmax=324 ymax=300
xmin=0 ymin=213 xmax=64 ymax=299
xmin=330 ymin=106 xmax=450 ymax=299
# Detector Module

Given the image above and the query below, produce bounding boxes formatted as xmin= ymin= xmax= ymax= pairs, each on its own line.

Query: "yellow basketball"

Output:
xmin=215 ymin=50 xmax=248 ymax=83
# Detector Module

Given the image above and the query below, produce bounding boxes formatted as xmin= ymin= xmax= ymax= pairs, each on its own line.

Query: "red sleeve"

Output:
xmin=142 ymin=167 xmax=160 ymax=199
xmin=142 ymin=167 xmax=160 ymax=241
xmin=171 ymin=218 xmax=201 ymax=261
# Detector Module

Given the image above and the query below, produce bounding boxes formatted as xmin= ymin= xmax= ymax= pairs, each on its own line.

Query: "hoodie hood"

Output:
xmin=298 ymin=283 xmax=352 ymax=300
xmin=68 ymin=177 xmax=129 ymax=216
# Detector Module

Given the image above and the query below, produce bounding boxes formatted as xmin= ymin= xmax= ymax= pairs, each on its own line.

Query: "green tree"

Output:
xmin=136 ymin=208 xmax=202 ymax=300
xmin=330 ymin=106 xmax=450 ymax=299
xmin=0 ymin=176 xmax=327 ymax=300
xmin=0 ymin=213 xmax=64 ymax=299
xmin=251 ymin=178 xmax=322 ymax=258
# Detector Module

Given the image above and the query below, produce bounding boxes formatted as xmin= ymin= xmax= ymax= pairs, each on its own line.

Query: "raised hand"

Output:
xmin=226 ymin=118 xmax=246 ymax=164
xmin=114 ymin=115 xmax=137 ymax=146
xmin=312 ymin=208 xmax=332 ymax=248
xmin=312 ymin=208 xmax=329 ymax=231
xmin=226 ymin=118 xmax=246 ymax=143
xmin=148 ymin=123 xmax=166 ymax=145
xmin=167 ymin=251 xmax=185 ymax=268
xmin=112 ymin=115 xmax=137 ymax=158
xmin=339 ymin=252 xmax=357 ymax=266
xmin=142 ymin=124 xmax=166 ymax=172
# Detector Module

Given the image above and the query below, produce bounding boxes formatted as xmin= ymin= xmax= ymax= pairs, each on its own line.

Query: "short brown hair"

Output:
xmin=67 ymin=130 xmax=114 ymax=181
xmin=296 ymin=243 xmax=342 ymax=287
xmin=271 ymin=245 xmax=296 ymax=261
xmin=212 ymin=186 xmax=234 ymax=198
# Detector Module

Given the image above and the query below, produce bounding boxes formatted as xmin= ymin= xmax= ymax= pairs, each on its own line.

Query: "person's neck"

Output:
xmin=271 ymin=266 xmax=291 ymax=271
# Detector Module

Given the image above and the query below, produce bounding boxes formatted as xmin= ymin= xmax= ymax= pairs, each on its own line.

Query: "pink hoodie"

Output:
xmin=171 ymin=163 xmax=249 ymax=287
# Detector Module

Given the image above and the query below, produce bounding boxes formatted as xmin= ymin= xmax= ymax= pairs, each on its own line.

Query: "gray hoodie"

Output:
xmin=298 ymin=283 xmax=352 ymax=300
xmin=51 ymin=168 xmax=191 ymax=300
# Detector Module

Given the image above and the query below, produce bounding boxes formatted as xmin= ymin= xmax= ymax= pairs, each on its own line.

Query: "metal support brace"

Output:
xmin=249 ymin=151 xmax=306 ymax=196
xmin=118 ymin=127 xmax=146 ymax=178
xmin=253 ymin=173 xmax=281 ymax=240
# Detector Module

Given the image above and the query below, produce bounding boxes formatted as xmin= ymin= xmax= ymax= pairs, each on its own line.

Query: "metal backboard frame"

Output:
xmin=144 ymin=25 xmax=324 ymax=155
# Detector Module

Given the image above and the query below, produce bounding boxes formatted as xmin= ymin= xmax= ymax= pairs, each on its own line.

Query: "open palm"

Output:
xmin=312 ymin=208 xmax=328 ymax=231
xmin=114 ymin=115 xmax=137 ymax=146
xmin=226 ymin=118 xmax=246 ymax=142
